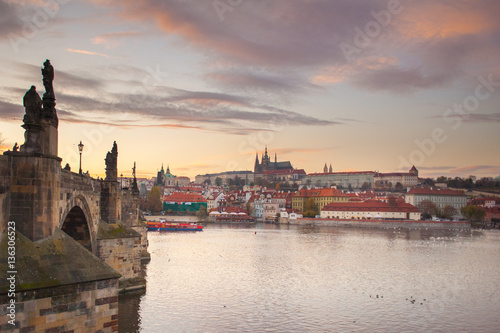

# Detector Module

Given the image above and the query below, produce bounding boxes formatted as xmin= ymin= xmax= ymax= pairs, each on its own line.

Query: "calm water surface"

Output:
xmin=120 ymin=224 xmax=500 ymax=332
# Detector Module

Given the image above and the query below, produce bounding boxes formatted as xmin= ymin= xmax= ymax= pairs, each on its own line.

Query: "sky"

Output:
xmin=0 ymin=0 xmax=499 ymax=180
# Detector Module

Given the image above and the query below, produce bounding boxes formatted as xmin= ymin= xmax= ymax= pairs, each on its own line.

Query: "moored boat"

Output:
xmin=146 ymin=221 xmax=203 ymax=231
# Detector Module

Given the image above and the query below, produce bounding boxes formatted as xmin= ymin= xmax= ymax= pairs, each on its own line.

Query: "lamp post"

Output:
xmin=78 ymin=141 xmax=84 ymax=175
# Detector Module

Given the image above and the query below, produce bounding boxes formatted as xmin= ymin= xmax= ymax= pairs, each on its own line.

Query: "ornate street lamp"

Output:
xmin=78 ymin=141 xmax=84 ymax=175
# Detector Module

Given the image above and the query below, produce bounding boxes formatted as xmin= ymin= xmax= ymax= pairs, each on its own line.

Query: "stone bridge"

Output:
xmin=0 ymin=146 xmax=147 ymax=260
xmin=0 ymin=60 xmax=150 ymax=332
xmin=0 ymin=60 xmax=149 ymax=290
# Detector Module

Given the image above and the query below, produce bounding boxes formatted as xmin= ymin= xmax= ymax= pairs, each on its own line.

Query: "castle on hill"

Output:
xmin=254 ymin=146 xmax=306 ymax=182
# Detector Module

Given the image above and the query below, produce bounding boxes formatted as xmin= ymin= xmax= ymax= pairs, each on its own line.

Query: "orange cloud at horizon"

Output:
xmin=66 ymin=49 xmax=109 ymax=58
xmin=396 ymin=3 xmax=498 ymax=40
xmin=312 ymin=57 xmax=399 ymax=85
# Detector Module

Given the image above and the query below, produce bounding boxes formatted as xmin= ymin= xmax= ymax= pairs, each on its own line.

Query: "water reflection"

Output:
xmin=119 ymin=289 xmax=145 ymax=333
xmin=119 ymin=225 xmax=500 ymax=332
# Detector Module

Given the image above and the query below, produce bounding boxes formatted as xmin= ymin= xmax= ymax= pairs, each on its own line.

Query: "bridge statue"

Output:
xmin=42 ymin=59 xmax=54 ymax=96
xmin=23 ymin=85 xmax=42 ymax=125
xmin=105 ymin=141 xmax=118 ymax=181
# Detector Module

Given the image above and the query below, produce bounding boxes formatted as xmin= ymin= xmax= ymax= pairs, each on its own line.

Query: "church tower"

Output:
xmin=254 ymin=153 xmax=261 ymax=173
xmin=262 ymin=146 xmax=270 ymax=169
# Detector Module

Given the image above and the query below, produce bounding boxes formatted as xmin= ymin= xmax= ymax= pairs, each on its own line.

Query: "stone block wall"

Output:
xmin=120 ymin=190 xmax=139 ymax=227
xmin=100 ymin=182 xmax=119 ymax=224
xmin=7 ymin=154 xmax=61 ymax=240
xmin=0 ymin=155 xmax=9 ymax=231
xmin=0 ymin=279 xmax=119 ymax=332
xmin=96 ymin=235 xmax=142 ymax=286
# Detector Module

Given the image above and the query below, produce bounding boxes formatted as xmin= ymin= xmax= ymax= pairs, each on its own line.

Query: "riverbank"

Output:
xmin=290 ymin=218 xmax=470 ymax=229
xmin=144 ymin=215 xmax=470 ymax=230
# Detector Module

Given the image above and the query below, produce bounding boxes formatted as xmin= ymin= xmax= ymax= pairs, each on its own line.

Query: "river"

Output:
xmin=119 ymin=224 xmax=500 ymax=332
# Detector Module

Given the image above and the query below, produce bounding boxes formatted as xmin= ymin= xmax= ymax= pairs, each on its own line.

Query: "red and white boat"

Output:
xmin=146 ymin=220 xmax=203 ymax=231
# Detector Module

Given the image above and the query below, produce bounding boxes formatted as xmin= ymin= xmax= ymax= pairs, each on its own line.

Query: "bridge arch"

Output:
xmin=60 ymin=195 xmax=96 ymax=253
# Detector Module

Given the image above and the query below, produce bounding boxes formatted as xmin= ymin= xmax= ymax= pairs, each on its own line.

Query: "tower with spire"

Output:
xmin=253 ymin=146 xmax=293 ymax=175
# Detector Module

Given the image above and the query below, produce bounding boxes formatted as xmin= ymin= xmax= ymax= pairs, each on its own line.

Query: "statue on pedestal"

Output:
xmin=23 ymin=85 xmax=42 ymax=125
xmin=41 ymin=59 xmax=58 ymax=127
xmin=132 ymin=162 xmax=139 ymax=193
xmin=42 ymin=59 xmax=54 ymax=97
xmin=105 ymin=141 xmax=118 ymax=181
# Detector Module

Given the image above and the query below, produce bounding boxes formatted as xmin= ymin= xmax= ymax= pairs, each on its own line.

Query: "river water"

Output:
xmin=119 ymin=224 xmax=500 ymax=332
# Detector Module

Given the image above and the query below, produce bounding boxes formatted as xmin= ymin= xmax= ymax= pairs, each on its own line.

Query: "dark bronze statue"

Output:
xmin=41 ymin=59 xmax=54 ymax=96
xmin=105 ymin=141 xmax=118 ymax=180
xmin=23 ymin=85 xmax=42 ymax=125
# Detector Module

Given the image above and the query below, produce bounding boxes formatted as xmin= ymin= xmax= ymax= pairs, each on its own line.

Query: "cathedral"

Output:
xmin=252 ymin=146 xmax=305 ymax=182
xmin=254 ymin=146 xmax=293 ymax=173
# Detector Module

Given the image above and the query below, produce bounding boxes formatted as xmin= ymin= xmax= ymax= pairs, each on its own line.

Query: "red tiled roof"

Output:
xmin=308 ymin=171 xmax=376 ymax=176
xmin=322 ymin=200 xmax=420 ymax=213
xmin=163 ymin=192 xmax=207 ymax=203
xmin=294 ymin=188 xmax=347 ymax=197
xmin=208 ymin=206 xmax=248 ymax=214
xmin=407 ymin=187 xmax=466 ymax=196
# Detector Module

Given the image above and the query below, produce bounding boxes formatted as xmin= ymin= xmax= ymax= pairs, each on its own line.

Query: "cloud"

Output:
xmin=0 ymin=98 xmax=24 ymax=120
xmin=66 ymin=49 xmax=109 ymax=58
xmin=207 ymin=69 xmax=319 ymax=97
xmin=451 ymin=165 xmax=500 ymax=174
xmin=0 ymin=1 xmax=24 ymax=39
xmin=441 ymin=113 xmax=500 ymax=123
xmin=92 ymin=31 xmax=141 ymax=48
xmin=0 ymin=61 xmax=337 ymax=135
xmin=87 ymin=0 xmax=500 ymax=94
xmin=417 ymin=166 xmax=456 ymax=171
xmin=270 ymin=147 xmax=338 ymax=156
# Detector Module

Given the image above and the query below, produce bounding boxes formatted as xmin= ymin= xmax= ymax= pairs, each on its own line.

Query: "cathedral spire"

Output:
xmin=275 ymin=152 xmax=277 ymax=163
xmin=254 ymin=153 xmax=261 ymax=173
xmin=324 ymin=163 xmax=328 ymax=173
xmin=329 ymin=163 xmax=333 ymax=173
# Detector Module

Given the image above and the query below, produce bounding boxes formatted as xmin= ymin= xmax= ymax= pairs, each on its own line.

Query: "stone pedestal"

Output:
xmin=41 ymin=123 xmax=58 ymax=156
xmin=101 ymin=181 xmax=119 ymax=224
xmin=20 ymin=123 xmax=43 ymax=154
xmin=6 ymin=153 xmax=61 ymax=240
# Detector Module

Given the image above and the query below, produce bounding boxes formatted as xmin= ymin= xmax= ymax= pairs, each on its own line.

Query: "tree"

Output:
xmin=147 ymin=186 xmax=163 ymax=213
xmin=203 ymin=178 xmax=211 ymax=186
xmin=441 ymin=205 xmax=457 ymax=220
xmin=436 ymin=176 xmax=448 ymax=183
xmin=303 ymin=198 xmax=319 ymax=217
xmin=275 ymin=183 xmax=281 ymax=191
xmin=395 ymin=182 xmax=404 ymax=192
xmin=421 ymin=178 xmax=435 ymax=186
xmin=215 ymin=177 xmax=223 ymax=186
xmin=418 ymin=199 xmax=438 ymax=220
xmin=361 ymin=182 xmax=371 ymax=190
xmin=460 ymin=205 xmax=485 ymax=223
xmin=196 ymin=205 xmax=208 ymax=222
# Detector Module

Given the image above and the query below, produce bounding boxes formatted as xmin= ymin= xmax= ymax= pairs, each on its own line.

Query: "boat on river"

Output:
xmin=146 ymin=220 xmax=204 ymax=231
